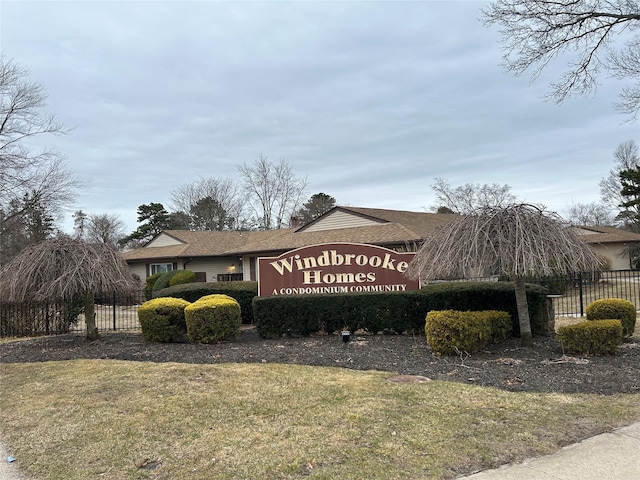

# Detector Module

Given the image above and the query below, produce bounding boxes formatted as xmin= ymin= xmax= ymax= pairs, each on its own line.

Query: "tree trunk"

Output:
xmin=514 ymin=276 xmax=533 ymax=347
xmin=84 ymin=292 xmax=99 ymax=341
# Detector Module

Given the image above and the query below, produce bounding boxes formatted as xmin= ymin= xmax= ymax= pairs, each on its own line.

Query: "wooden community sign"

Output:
xmin=257 ymin=242 xmax=420 ymax=297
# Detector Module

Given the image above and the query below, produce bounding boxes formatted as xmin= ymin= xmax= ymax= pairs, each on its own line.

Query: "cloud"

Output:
xmin=2 ymin=0 xmax=637 ymax=233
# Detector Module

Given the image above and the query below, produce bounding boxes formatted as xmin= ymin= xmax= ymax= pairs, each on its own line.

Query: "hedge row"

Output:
xmin=253 ymin=281 xmax=551 ymax=338
xmin=253 ymin=290 xmax=423 ymax=338
xmin=419 ymin=282 xmax=551 ymax=336
xmin=151 ymin=280 xmax=552 ymax=339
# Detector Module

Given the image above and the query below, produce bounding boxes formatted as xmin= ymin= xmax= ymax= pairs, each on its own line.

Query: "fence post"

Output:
xmin=45 ymin=302 xmax=50 ymax=335
xmin=578 ymin=272 xmax=584 ymax=317
xmin=112 ymin=291 xmax=117 ymax=331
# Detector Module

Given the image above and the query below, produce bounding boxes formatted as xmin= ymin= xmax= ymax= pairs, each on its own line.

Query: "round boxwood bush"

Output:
xmin=586 ymin=298 xmax=636 ymax=338
xmin=144 ymin=273 xmax=164 ymax=300
xmin=185 ymin=294 xmax=241 ymax=344
xmin=152 ymin=270 xmax=181 ymax=294
xmin=138 ymin=297 xmax=190 ymax=342
xmin=168 ymin=270 xmax=196 ymax=287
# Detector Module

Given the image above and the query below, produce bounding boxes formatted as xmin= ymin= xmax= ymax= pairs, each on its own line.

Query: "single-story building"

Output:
xmin=122 ymin=206 xmax=640 ymax=282
xmin=572 ymin=225 xmax=640 ymax=270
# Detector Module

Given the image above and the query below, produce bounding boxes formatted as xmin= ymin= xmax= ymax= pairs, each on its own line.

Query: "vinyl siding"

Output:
xmin=147 ymin=234 xmax=184 ymax=247
xmin=130 ymin=264 xmax=148 ymax=282
xmin=590 ymin=244 xmax=631 ymax=270
xmin=302 ymin=210 xmax=385 ymax=232
xmin=182 ymin=257 xmax=241 ymax=283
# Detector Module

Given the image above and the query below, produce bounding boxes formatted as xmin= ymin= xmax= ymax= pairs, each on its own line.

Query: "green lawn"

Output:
xmin=1 ymin=360 xmax=639 ymax=479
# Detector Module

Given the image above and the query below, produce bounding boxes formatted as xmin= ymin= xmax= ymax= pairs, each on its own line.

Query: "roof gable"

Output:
xmin=227 ymin=207 xmax=460 ymax=254
xmin=122 ymin=229 xmax=291 ymax=261
xmin=146 ymin=232 xmax=186 ymax=248
xmin=122 ymin=207 xmax=462 ymax=261
xmin=122 ymin=209 xmax=640 ymax=264
xmin=225 ymin=223 xmax=421 ymax=255
xmin=298 ymin=207 xmax=387 ymax=232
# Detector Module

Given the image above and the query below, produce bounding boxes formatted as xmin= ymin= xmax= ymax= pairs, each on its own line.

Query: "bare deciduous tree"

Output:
xmin=599 ymin=140 xmax=640 ymax=223
xmin=482 ymin=0 xmax=640 ymax=119
xmin=86 ymin=213 xmax=126 ymax=248
xmin=408 ymin=204 xmax=602 ymax=347
xmin=0 ymin=55 xmax=81 ymax=233
xmin=0 ymin=237 xmax=140 ymax=340
xmin=431 ymin=178 xmax=518 ymax=214
xmin=238 ymin=155 xmax=308 ymax=230
xmin=563 ymin=201 xmax=616 ymax=226
xmin=74 ymin=210 xmax=126 ymax=248
xmin=169 ymin=177 xmax=246 ymax=230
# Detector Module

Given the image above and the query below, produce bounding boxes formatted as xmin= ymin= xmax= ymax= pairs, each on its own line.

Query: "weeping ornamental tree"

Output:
xmin=0 ymin=237 xmax=139 ymax=340
xmin=407 ymin=204 xmax=603 ymax=347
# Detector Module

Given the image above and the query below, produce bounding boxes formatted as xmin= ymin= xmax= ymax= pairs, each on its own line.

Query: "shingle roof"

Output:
xmin=121 ymin=244 xmax=190 ymax=261
xmin=224 ymin=207 xmax=461 ymax=253
xmin=224 ymin=223 xmax=422 ymax=254
xmin=163 ymin=230 xmax=288 ymax=255
xmin=575 ymin=225 xmax=640 ymax=244
xmin=122 ymin=208 xmax=640 ymax=263
xmin=121 ymin=229 xmax=289 ymax=261
xmin=336 ymin=207 xmax=460 ymax=237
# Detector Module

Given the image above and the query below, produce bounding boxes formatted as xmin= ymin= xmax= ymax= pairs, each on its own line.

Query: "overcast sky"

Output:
xmin=2 ymin=0 xmax=638 ymax=234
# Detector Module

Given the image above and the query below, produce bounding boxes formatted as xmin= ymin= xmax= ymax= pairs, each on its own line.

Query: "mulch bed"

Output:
xmin=2 ymin=327 xmax=639 ymax=395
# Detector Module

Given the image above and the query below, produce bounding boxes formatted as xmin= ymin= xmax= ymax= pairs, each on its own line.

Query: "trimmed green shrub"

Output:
xmin=185 ymin=294 xmax=241 ymax=343
xmin=420 ymin=282 xmax=552 ymax=337
xmin=586 ymin=298 xmax=636 ymax=338
xmin=144 ymin=273 xmax=163 ymax=300
xmin=253 ymin=291 xmax=427 ymax=338
xmin=252 ymin=282 xmax=550 ymax=339
xmin=557 ymin=320 xmax=623 ymax=355
xmin=138 ymin=297 xmax=190 ymax=342
xmin=425 ymin=310 xmax=512 ymax=355
xmin=539 ymin=274 xmax=568 ymax=296
xmin=154 ymin=281 xmax=257 ymax=324
xmin=152 ymin=270 xmax=182 ymax=294
xmin=168 ymin=270 xmax=196 ymax=287
xmin=482 ymin=310 xmax=513 ymax=340
xmin=499 ymin=273 xmax=570 ymax=296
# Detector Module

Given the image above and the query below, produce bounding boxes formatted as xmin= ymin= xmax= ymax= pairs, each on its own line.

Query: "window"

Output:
xmin=217 ymin=273 xmax=243 ymax=282
xmin=150 ymin=263 xmax=173 ymax=275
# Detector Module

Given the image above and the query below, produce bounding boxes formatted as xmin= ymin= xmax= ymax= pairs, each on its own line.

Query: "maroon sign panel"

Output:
xmin=258 ymin=242 xmax=419 ymax=297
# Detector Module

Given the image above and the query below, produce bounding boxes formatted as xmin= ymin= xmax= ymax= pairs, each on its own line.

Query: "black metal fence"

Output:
xmin=2 ymin=271 xmax=639 ymax=337
xmin=1 ymin=290 xmax=146 ymax=337
xmin=538 ymin=270 xmax=640 ymax=316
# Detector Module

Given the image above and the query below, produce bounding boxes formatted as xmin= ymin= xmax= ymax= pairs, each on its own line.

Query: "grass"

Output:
xmin=1 ymin=360 xmax=639 ymax=480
